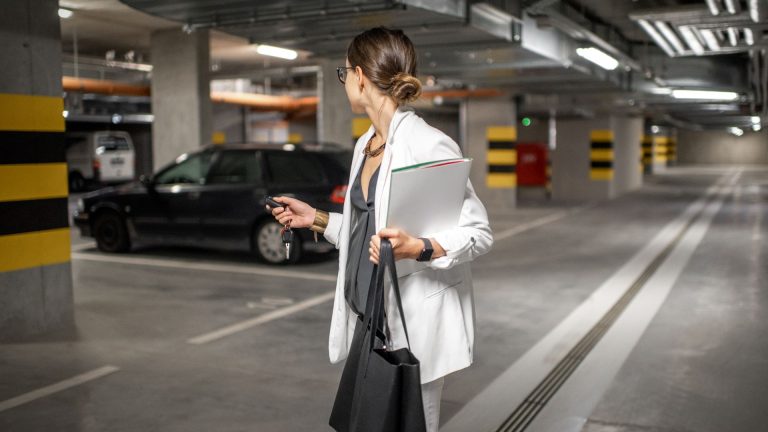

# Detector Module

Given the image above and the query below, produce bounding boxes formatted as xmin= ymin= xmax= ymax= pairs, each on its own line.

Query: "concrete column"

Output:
xmin=317 ymin=57 xmax=354 ymax=148
xmin=462 ymin=97 xmax=517 ymax=209
xmin=650 ymin=125 xmax=674 ymax=173
xmin=612 ymin=116 xmax=643 ymax=195
xmin=150 ymin=29 xmax=211 ymax=171
xmin=552 ymin=115 xmax=642 ymax=201
xmin=0 ymin=0 xmax=74 ymax=341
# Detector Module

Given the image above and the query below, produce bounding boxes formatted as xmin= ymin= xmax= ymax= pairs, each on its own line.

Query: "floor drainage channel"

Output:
xmin=495 ymin=191 xmax=724 ymax=432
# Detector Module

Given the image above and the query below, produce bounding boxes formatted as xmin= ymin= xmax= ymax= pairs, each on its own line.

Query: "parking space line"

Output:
xmin=71 ymin=252 xmax=337 ymax=282
xmin=493 ymin=204 xmax=595 ymax=242
xmin=187 ymin=291 xmax=335 ymax=344
xmin=0 ymin=365 xmax=120 ymax=413
xmin=71 ymin=242 xmax=96 ymax=252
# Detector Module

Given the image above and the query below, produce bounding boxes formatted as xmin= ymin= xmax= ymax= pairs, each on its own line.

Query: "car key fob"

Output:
xmin=266 ymin=196 xmax=284 ymax=208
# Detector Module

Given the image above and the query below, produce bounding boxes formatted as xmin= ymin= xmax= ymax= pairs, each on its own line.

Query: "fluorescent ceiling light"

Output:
xmin=705 ymin=0 xmax=721 ymax=15
xmin=724 ymin=0 xmax=740 ymax=14
xmin=254 ymin=44 xmax=298 ymax=60
xmin=753 ymin=124 xmax=762 ymax=132
xmin=726 ymin=27 xmax=739 ymax=46
xmin=751 ymin=116 xmax=761 ymax=124
xmin=649 ymin=86 xmax=672 ymax=95
xmin=672 ymin=89 xmax=739 ymax=100
xmin=575 ymin=47 xmax=619 ymax=71
xmin=654 ymin=21 xmax=686 ymax=54
xmin=637 ymin=19 xmax=676 ymax=57
xmin=744 ymin=28 xmax=754 ymax=45
xmin=699 ymin=29 xmax=721 ymax=51
xmin=729 ymin=127 xmax=744 ymax=136
xmin=58 ymin=8 xmax=73 ymax=19
xmin=678 ymin=26 xmax=705 ymax=55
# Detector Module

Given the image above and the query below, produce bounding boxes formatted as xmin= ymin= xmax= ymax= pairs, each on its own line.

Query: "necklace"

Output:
xmin=364 ymin=132 xmax=386 ymax=157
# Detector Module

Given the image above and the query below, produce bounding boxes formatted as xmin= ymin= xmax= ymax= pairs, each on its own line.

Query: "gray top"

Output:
xmin=344 ymin=157 xmax=381 ymax=317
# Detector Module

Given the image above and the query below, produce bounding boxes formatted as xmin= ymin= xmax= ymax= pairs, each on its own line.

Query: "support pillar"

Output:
xmin=0 ymin=0 xmax=74 ymax=341
xmin=317 ymin=57 xmax=354 ymax=148
xmin=462 ymin=97 xmax=517 ymax=209
xmin=150 ymin=28 xmax=211 ymax=171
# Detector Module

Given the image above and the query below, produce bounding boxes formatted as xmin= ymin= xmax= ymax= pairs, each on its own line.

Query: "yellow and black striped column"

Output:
xmin=667 ymin=137 xmax=677 ymax=166
xmin=352 ymin=117 xmax=372 ymax=144
xmin=590 ymin=130 xmax=614 ymax=181
xmin=653 ymin=135 xmax=669 ymax=166
xmin=0 ymin=93 xmax=70 ymax=274
xmin=641 ymin=135 xmax=653 ymax=174
xmin=486 ymin=126 xmax=517 ymax=188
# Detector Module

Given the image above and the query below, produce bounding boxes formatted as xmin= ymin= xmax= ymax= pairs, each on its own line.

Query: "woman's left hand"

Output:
xmin=370 ymin=228 xmax=420 ymax=264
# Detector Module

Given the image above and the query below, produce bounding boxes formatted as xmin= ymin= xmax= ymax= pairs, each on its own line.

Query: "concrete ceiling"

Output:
xmin=58 ymin=0 xmax=765 ymax=129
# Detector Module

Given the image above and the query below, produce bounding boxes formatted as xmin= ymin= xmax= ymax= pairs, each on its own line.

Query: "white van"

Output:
xmin=66 ymin=131 xmax=135 ymax=191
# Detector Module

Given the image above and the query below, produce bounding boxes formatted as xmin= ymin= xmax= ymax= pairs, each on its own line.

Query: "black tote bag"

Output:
xmin=329 ymin=238 xmax=427 ymax=432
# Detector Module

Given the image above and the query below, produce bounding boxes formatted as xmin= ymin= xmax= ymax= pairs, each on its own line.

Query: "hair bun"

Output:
xmin=389 ymin=72 xmax=422 ymax=105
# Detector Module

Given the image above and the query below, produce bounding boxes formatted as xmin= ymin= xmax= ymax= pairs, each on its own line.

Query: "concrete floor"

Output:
xmin=1 ymin=166 xmax=765 ymax=431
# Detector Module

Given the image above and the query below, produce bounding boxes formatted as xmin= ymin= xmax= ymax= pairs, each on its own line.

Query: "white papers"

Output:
xmin=386 ymin=158 xmax=472 ymax=276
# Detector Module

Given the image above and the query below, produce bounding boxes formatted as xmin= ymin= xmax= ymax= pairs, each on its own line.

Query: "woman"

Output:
xmin=268 ymin=27 xmax=493 ymax=431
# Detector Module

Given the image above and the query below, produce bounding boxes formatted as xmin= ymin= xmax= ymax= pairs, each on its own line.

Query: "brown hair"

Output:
xmin=347 ymin=27 xmax=423 ymax=105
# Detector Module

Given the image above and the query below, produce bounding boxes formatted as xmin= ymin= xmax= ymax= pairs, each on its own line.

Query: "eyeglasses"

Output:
xmin=336 ymin=66 xmax=355 ymax=84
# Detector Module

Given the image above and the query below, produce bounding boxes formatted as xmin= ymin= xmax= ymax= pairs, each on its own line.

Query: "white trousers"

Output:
xmin=421 ymin=377 xmax=445 ymax=432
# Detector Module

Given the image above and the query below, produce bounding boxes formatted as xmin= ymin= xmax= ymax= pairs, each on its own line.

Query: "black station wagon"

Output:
xmin=73 ymin=143 xmax=351 ymax=264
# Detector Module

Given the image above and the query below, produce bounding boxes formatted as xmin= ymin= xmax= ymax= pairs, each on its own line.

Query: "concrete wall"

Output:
xmin=677 ymin=129 xmax=768 ymax=165
xmin=212 ymin=104 xmax=246 ymax=144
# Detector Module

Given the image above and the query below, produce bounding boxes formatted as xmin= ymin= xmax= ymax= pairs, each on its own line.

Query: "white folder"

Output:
xmin=385 ymin=158 xmax=472 ymax=277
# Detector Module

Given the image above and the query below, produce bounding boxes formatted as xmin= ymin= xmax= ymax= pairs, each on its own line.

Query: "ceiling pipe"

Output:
xmin=63 ymin=77 xmax=150 ymax=96
xmin=62 ymin=77 xmax=502 ymax=111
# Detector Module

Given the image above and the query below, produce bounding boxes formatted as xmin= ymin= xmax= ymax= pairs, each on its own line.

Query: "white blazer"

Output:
xmin=323 ymin=105 xmax=493 ymax=384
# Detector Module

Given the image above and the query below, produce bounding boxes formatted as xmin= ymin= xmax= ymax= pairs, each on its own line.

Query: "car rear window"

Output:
xmin=97 ymin=135 xmax=131 ymax=152
xmin=265 ymin=151 xmax=326 ymax=185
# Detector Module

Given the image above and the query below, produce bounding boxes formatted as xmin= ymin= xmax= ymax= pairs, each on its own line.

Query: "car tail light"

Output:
xmin=92 ymin=158 xmax=101 ymax=170
xmin=330 ymin=185 xmax=347 ymax=204
xmin=92 ymin=158 xmax=101 ymax=180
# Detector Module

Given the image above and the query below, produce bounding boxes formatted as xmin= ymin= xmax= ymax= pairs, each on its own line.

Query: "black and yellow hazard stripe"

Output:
xmin=590 ymin=129 xmax=614 ymax=181
xmin=486 ymin=126 xmax=517 ymax=188
xmin=654 ymin=136 xmax=669 ymax=164
xmin=641 ymin=135 xmax=653 ymax=173
xmin=667 ymin=137 xmax=677 ymax=165
xmin=0 ymin=93 xmax=70 ymax=273
xmin=352 ymin=117 xmax=372 ymax=144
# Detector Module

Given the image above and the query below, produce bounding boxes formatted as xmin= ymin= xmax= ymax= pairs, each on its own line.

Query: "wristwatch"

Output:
xmin=416 ymin=238 xmax=434 ymax=262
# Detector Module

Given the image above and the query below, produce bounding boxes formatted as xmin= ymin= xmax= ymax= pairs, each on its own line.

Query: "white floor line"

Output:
xmin=71 ymin=252 xmax=337 ymax=283
xmin=527 ymin=173 xmax=738 ymax=432
xmin=187 ymin=291 xmax=335 ymax=345
xmin=441 ymin=172 xmax=737 ymax=432
xmin=0 ymin=365 xmax=120 ymax=413
xmin=493 ymin=204 xmax=595 ymax=242
xmin=70 ymin=242 xmax=97 ymax=252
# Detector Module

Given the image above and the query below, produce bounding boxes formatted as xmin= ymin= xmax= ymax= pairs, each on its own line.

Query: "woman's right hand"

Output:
xmin=266 ymin=196 xmax=315 ymax=229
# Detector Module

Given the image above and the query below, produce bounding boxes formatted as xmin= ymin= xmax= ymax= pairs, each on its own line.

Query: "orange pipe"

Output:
xmin=63 ymin=76 xmax=150 ymax=96
xmin=62 ymin=77 xmax=501 ymax=111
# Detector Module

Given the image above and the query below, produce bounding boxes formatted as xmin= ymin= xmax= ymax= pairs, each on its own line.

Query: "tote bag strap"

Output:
xmin=369 ymin=238 xmax=412 ymax=352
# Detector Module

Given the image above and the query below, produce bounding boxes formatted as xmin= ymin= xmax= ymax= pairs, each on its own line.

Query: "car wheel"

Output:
xmin=93 ymin=211 xmax=131 ymax=252
xmin=69 ymin=171 xmax=85 ymax=192
xmin=253 ymin=220 xmax=301 ymax=265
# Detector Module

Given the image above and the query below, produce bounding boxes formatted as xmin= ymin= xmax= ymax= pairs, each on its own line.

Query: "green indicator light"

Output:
xmin=522 ymin=117 xmax=532 ymax=127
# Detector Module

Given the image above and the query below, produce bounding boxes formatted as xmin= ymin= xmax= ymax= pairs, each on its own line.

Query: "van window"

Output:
xmin=207 ymin=151 xmax=263 ymax=185
xmin=97 ymin=135 xmax=131 ymax=152
xmin=265 ymin=152 xmax=325 ymax=185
